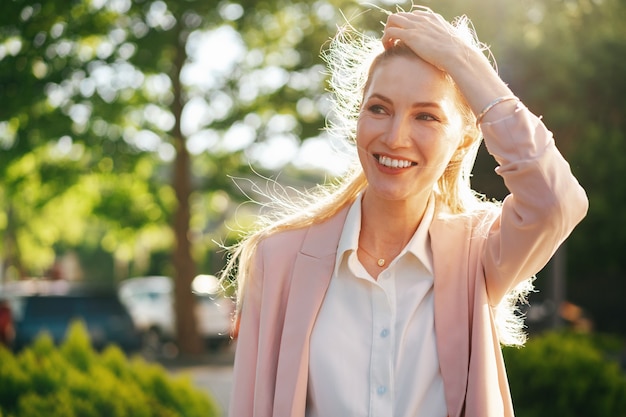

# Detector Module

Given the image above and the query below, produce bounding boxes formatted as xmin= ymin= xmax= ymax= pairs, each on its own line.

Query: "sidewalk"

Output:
xmin=157 ymin=346 xmax=235 ymax=417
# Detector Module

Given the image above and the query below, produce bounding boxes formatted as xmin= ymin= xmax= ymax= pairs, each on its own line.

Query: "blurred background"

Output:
xmin=0 ymin=0 xmax=625 ymax=414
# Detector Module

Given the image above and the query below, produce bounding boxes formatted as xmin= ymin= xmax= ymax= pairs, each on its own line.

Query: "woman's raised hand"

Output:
xmin=381 ymin=7 xmax=514 ymax=118
xmin=381 ymin=7 xmax=477 ymax=75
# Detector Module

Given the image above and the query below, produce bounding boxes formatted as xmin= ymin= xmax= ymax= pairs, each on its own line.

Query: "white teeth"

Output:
xmin=378 ymin=155 xmax=413 ymax=168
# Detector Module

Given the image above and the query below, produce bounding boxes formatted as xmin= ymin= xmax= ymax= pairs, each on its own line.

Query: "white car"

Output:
xmin=118 ymin=275 xmax=234 ymax=355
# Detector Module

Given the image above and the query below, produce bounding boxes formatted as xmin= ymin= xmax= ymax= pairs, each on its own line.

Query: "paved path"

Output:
xmin=172 ymin=364 xmax=233 ymax=417
xmin=160 ymin=346 xmax=235 ymax=417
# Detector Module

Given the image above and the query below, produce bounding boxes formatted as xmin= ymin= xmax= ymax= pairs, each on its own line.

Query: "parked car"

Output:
xmin=117 ymin=275 xmax=235 ymax=355
xmin=0 ymin=298 xmax=14 ymax=348
xmin=3 ymin=282 xmax=141 ymax=353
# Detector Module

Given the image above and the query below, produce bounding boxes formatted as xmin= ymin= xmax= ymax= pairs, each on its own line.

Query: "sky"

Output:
xmin=180 ymin=22 xmax=354 ymax=177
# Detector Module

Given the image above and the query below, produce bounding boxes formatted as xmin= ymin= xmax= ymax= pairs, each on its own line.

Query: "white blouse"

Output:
xmin=306 ymin=194 xmax=447 ymax=417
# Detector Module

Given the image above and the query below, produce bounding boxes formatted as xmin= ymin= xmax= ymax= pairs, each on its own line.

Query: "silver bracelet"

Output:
xmin=476 ymin=95 xmax=519 ymax=128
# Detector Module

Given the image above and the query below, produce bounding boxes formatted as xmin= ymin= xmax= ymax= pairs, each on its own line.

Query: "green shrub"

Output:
xmin=0 ymin=321 xmax=220 ymax=417
xmin=504 ymin=331 xmax=626 ymax=417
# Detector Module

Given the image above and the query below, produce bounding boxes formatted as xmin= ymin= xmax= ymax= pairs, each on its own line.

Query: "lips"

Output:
xmin=375 ymin=154 xmax=417 ymax=169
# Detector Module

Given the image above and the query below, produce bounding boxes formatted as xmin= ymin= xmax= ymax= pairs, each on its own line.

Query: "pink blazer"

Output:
xmin=230 ymin=107 xmax=588 ymax=417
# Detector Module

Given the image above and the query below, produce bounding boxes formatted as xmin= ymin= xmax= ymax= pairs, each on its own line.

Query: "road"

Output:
xmin=160 ymin=346 xmax=235 ymax=417
xmin=189 ymin=364 xmax=233 ymax=416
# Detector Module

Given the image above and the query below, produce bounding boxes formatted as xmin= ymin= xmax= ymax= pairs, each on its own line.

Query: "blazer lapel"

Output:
xmin=270 ymin=205 xmax=472 ymax=416
xmin=430 ymin=214 xmax=471 ymax=417
xmin=273 ymin=206 xmax=350 ymax=416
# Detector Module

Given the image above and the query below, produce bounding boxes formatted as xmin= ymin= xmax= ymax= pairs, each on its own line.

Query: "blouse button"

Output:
xmin=377 ymin=385 xmax=387 ymax=395
xmin=380 ymin=328 xmax=389 ymax=338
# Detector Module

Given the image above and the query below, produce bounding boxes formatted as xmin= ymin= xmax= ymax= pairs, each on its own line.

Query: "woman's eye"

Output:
xmin=417 ymin=113 xmax=438 ymax=121
xmin=368 ymin=104 xmax=387 ymax=114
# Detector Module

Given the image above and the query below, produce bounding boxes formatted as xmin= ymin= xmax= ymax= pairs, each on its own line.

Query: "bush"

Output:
xmin=504 ymin=331 xmax=626 ymax=417
xmin=0 ymin=321 xmax=220 ymax=417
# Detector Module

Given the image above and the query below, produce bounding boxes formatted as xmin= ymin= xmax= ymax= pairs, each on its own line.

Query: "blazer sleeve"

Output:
xmin=479 ymin=103 xmax=588 ymax=305
xmin=229 ymin=241 xmax=265 ymax=417
xmin=229 ymin=230 xmax=303 ymax=416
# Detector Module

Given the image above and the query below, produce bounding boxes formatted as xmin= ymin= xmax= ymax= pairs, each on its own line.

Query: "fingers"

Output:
xmin=380 ymin=9 xmax=467 ymax=74
xmin=380 ymin=13 xmax=413 ymax=49
xmin=381 ymin=10 xmax=446 ymax=50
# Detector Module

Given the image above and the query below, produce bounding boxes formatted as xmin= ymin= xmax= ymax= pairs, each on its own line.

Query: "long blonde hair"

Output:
xmin=221 ymin=14 xmax=532 ymax=346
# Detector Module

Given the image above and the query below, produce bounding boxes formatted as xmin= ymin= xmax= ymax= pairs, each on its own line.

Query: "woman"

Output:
xmin=223 ymin=7 xmax=588 ymax=417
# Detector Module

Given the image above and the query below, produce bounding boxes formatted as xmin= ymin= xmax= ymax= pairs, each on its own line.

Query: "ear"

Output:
xmin=451 ymin=131 xmax=475 ymax=162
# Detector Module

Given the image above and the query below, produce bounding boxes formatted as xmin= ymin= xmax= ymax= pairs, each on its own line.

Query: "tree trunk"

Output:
xmin=170 ymin=23 xmax=203 ymax=355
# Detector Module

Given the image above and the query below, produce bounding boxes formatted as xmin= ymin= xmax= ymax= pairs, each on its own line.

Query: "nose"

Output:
xmin=382 ymin=115 xmax=411 ymax=148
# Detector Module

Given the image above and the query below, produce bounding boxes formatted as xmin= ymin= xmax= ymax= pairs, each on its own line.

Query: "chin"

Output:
xmin=366 ymin=184 xmax=413 ymax=201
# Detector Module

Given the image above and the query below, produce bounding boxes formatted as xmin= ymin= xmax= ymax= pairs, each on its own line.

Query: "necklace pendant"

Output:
xmin=377 ymin=258 xmax=385 ymax=267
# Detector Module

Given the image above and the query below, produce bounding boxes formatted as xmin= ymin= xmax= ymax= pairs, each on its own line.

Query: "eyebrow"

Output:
xmin=368 ymin=93 xmax=444 ymax=110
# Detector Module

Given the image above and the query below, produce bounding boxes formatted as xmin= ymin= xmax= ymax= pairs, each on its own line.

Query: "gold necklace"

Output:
xmin=359 ymin=246 xmax=386 ymax=267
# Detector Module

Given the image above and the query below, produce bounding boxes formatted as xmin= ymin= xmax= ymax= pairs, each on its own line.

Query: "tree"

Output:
xmin=4 ymin=0 xmax=626 ymax=355
xmin=493 ymin=0 xmax=626 ymax=335
xmin=0 ymin=0 xmax=176 ymax=284
xmin=0 ymin=0 xmax=372 ymax=353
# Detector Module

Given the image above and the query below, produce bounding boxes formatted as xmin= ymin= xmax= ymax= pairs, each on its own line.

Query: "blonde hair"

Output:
xmin=221 ymin=13 xmax=532 ymax=346
xmin=323 ymin=15 xmax=490 ymax=213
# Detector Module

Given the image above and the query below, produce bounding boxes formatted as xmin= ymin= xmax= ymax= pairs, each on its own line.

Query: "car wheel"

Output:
xmin=142 ymin=327 xmax=163 ymax=357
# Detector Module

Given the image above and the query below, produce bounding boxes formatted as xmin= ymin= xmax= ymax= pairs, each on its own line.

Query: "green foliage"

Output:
xmin=496 ymin=0 xmax=626 ymax=336
xmin=504 ymin=331 xmax=626 ymax=417
xmin=0 ymin=0 xmax=178 ymax=279
xmin=565 ymin=125 xmax=626 ymax=334
xmin=2 ymin=0 xmax=626 ymax=348
xmin=0 ymin=321 xmax=220 ymax=417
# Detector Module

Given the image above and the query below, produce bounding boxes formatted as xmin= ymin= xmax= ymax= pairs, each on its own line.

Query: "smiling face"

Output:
xmin=356 ymin=53 xmax=466 ymax=205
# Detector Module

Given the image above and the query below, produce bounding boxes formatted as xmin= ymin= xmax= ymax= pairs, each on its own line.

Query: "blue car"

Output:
xmin=8 ymin=290 xmax=141 ymax=353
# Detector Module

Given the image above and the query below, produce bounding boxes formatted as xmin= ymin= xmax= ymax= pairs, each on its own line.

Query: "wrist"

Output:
xmin=445 ymin=49 xmax=514 ymax=115
xmin=475 ymin=96 xmax=520 ymax=127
